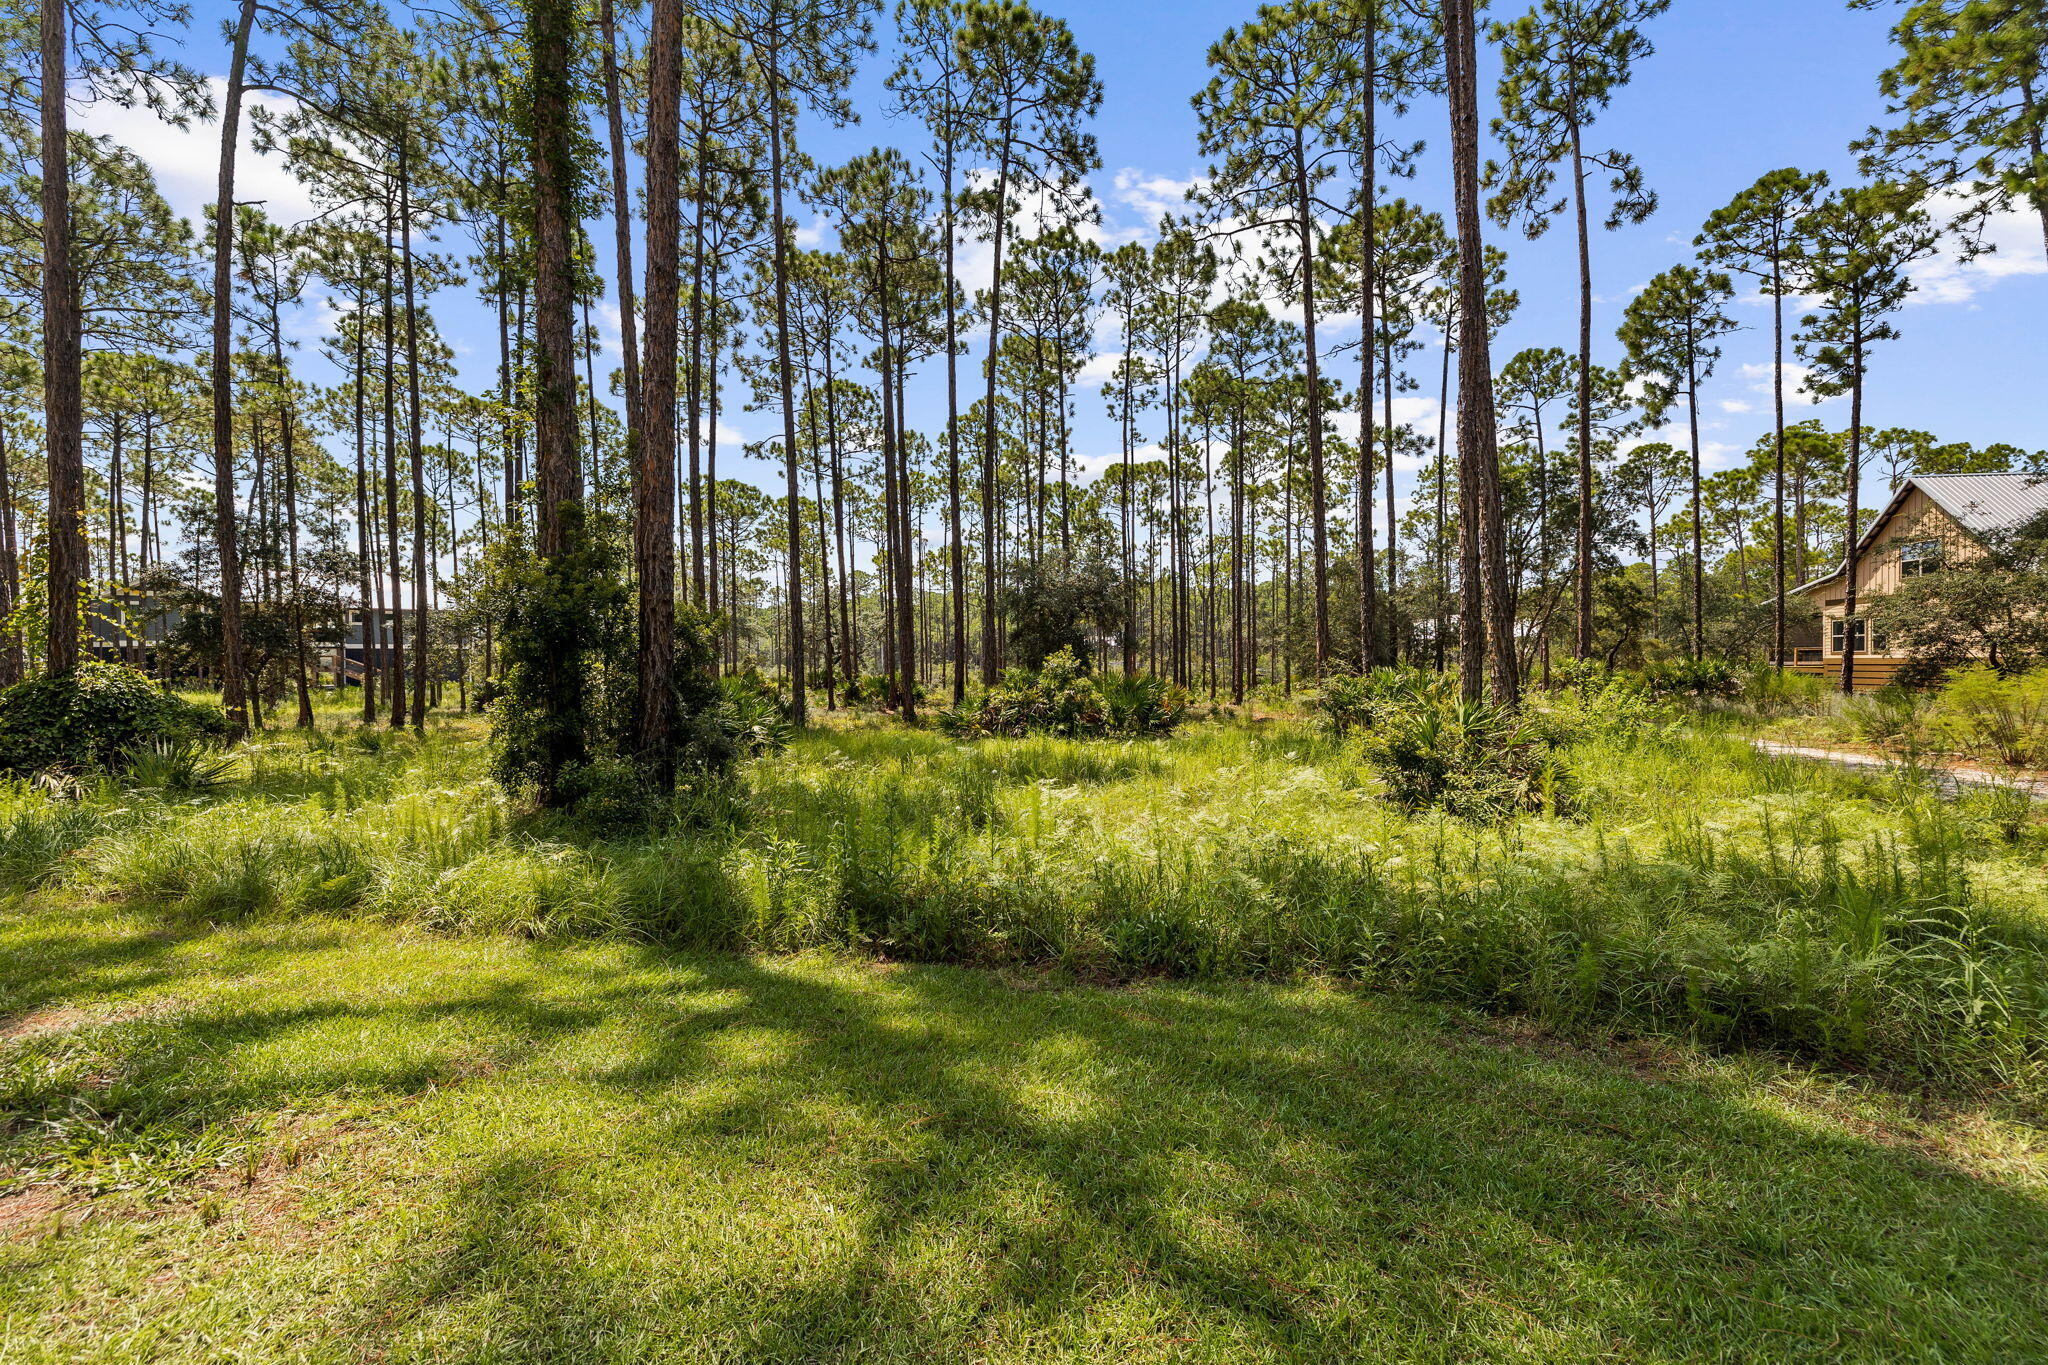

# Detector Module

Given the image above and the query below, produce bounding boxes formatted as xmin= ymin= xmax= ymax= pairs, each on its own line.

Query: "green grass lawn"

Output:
xmin=4 ymin=712 xmax=2048 ymax=1360
xmin=5 ymin=901 xmax=2047 ymax=1363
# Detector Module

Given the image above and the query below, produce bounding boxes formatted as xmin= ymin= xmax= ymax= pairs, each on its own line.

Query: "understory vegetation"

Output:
xmin=2 ymin=702 xmax=2044 ymax=1104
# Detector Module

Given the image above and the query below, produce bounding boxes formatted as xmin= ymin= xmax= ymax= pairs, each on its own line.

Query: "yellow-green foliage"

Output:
xmin=3 ymin=713 xmax=2047 ymax=1097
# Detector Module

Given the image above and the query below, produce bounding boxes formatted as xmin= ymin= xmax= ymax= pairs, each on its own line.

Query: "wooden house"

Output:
xmin=1786 ymin=472 xmax=2048 ymax=691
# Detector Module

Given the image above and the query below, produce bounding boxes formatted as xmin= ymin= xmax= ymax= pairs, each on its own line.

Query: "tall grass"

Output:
xmin=7 ymin=714 xmax=2047 ymax=1096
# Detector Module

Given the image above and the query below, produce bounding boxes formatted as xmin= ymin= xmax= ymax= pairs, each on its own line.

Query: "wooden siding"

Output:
xmin=1784 ymin=655 xmax=1914 ymax=693
xmin=1798 ymin=486 xmax=1988 ymax=668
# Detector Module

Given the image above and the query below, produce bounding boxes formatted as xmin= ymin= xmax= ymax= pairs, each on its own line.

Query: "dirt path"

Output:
xmin=1750 ymin=739 xmax=2048 ymax=802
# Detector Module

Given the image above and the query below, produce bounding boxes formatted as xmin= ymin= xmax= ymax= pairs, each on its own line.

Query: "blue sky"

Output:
xmin=86 ymin=0 xmax=2047 ymax=530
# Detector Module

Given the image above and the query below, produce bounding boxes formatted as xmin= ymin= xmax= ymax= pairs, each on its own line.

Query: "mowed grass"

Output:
xmin=5 ymin=901 xmax=2048 ymax=1363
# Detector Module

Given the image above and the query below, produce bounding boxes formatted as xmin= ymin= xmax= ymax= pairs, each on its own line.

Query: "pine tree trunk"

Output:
xmin=532 ymin=0 xmax=584 ymax=559
xmin=979 ymin=140 xmax=1015 ymax=687
xmin=382 ymin=213 xmax=405 ymax=729
xmin=1292 ymin=141 xmax=1329 ymax=678
xmin=1445 ymin=0 xmax=1517 ymax=705
xmin=762 ymin=13 xmax=806 ymax=723
xmin=1687 ymin=337 xmax=1705 ymax=662
xmin=1569 ymin=122 xmax=1595 ymax=659
xmin=1838 ymin=342 xmax=1864 ymax=695
xmin=202 ymin=0 xmax=256 ymax=718
xmin=599 ymin=0 xmax=642 ymax=445
xmin=1356 ymin=22 xmax=1379 ymax=669
xmin=637 ymin=0 xmax=682 ymax=779
xmin=400 ymin=149 xmax=429 ymax=730
xmin=1771 ymin=247 xmax=1787 ymax=668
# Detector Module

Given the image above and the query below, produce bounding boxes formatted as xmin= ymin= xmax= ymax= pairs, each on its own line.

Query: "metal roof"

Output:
xmin=1787 ymin=471 xmax=2048 ymax=596
xmin=1912 ymin=472 xmax=2048 ymax=538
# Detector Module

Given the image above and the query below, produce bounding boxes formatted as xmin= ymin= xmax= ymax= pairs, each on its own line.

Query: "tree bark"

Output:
xmin=204 ymin=0 xmax=258 ymax=717
xmin=1569 ymin=121 xmax=1595 ymax=659
xmin=1292 ymin=137 xmax=1330 ymax=678
xmin=979 ymin=139 xmax=1015 ymax=687
xmin=1445 ymin=0 xmax=1517 ymax=705
xmin=532 ymin=0 xmax=584 ymax=559
xmin=763 ymin=11 xmax=806 ymax=722
xmin=599 ymin=0 xmax=642 ymax=445
xmin=636 ymin=0 xmax=681 ymax=779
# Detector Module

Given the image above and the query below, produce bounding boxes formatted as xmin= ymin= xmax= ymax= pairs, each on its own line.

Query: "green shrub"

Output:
xmin=0 ymin=662 xmax=229 ymax=776
xmin=1738 ymin=663 xmax=1830 ymax=716
xmin=1359 ymin=694 xmax=1574 ymax=822
xmin=1844 ymin=686 xmax=1939 ymax=759
xmin=122 ymin=739 xmax=238 ymax=793
xmin=1305 ymin=667 xmax=1444 ymax=737
xmin=1934 ymin=666 xmax=2048 ymax=770
xmin=1529 ymin=661 xmax=1679 ymax=748
xmin=714 ymin=671 xmax=793 ymax=758
xmin=936 ymin=649 xmax=1187 ymax=740
xmin=1635 ymin=658 xmax=1741 ymax=698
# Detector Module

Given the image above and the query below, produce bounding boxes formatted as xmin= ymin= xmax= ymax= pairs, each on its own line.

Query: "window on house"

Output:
xmin=1830 ymin=617 xmax=1890 ymax=654
xmin=1898 ymin=538 xmax=1941 ymax=577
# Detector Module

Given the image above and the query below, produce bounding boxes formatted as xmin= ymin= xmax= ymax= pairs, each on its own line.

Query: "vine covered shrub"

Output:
xmin=936 ymin=648 xmax=1188 ymax=739
xmin=0 ymin=661 xmax=229 ymax=776
xmin=487 ymin=513 xmax=736 ymax=814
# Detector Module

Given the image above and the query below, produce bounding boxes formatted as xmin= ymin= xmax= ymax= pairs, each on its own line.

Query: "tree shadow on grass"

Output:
xmin=6 ymin=911 xmax=2046 ymax=1362
xmin=345 ymin=943 xmax=2048 ymax=1363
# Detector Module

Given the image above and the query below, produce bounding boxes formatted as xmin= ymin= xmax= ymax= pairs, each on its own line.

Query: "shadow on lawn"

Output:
xmin=372 ymin=946 xmax=2048 ymax=1362
xmin=7 ymin=914 xmax=2047 ymax=1361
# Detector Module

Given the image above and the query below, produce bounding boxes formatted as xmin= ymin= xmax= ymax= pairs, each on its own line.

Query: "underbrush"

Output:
xmin=5 ymin=712 xmax=2048 ymax=1100
xmin=936 ymin=648 xmax=1189 ymax=739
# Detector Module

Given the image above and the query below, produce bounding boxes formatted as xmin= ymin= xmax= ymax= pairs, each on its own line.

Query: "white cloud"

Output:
xmin=1076 ymin=351 xmax=1123 ymax=387
xmin=1111 ymin=168 xmax=1201 ymax=224
xmin=1739 ymin=361 xmax=1836 ymax=405
xmin=1719 ymin=398 xmax=1754 ymax=415
xmin=79 ymin=79 xmax=322 ymax=227
xmin=1909 ymin=196 xmax=2048 ymax=305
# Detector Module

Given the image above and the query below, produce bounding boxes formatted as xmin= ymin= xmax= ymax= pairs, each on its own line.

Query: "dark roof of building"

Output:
xmin=1790 ymin=471 xmax=2048 ymax=595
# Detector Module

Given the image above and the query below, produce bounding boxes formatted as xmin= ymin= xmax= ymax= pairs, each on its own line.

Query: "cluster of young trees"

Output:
xmin=6 ymin=0 xmax=2043 ymax=785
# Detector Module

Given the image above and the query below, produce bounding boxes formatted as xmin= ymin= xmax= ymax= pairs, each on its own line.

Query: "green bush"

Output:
xmin=715 ymin=670 xmax=794 ymax=757
xmin=0 ymin=662 xmax=229 ymax=776
xmin=936 ymin=648 xmax=1187 ymax=739
xmin=1844 ymin=686 xmax=1939 ymax=759
xmin=1738 ymin=663 xmax=1830 ymax=716
xmin=1305 ymin=667 xmax=1439 ymax=738
xmin=1934 ymin=666 xmax=2048 ymax=770
xmin=1635 ymin=658 xmax=1741 ymax=698
xmin=1529 ymin=662 xmax=1678 ymax=748
xmin=1360 ymin=693 xmax=1574 ymax=822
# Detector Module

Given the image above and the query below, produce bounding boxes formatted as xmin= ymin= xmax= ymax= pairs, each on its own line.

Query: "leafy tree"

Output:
xmin=1871 ymin=512 xmax=2048 ymax=679
xmin=34 ymin=0 xmax=197 ymax=678
xmin=1194 ymin=0 xmax=1354 ymax=675
xmin=957 ymin=0 xmax=1099 ymax=685
xmin=1854 ymin=0 xmax=2048 ymax=260
xmin=1442 ymin=0 xmax=1517 ymax=703
xmin=1003 ymin=549 xmax=1125 ymax=672
xmin=888 ymin=0 xmax=981 ymax=701
xmin=725 ymin=0 xmax=876 ymax=725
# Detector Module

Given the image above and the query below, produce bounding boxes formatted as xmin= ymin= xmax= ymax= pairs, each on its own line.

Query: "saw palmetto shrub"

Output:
xmin=936 ymin=648 xmax=1188 ymax=740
